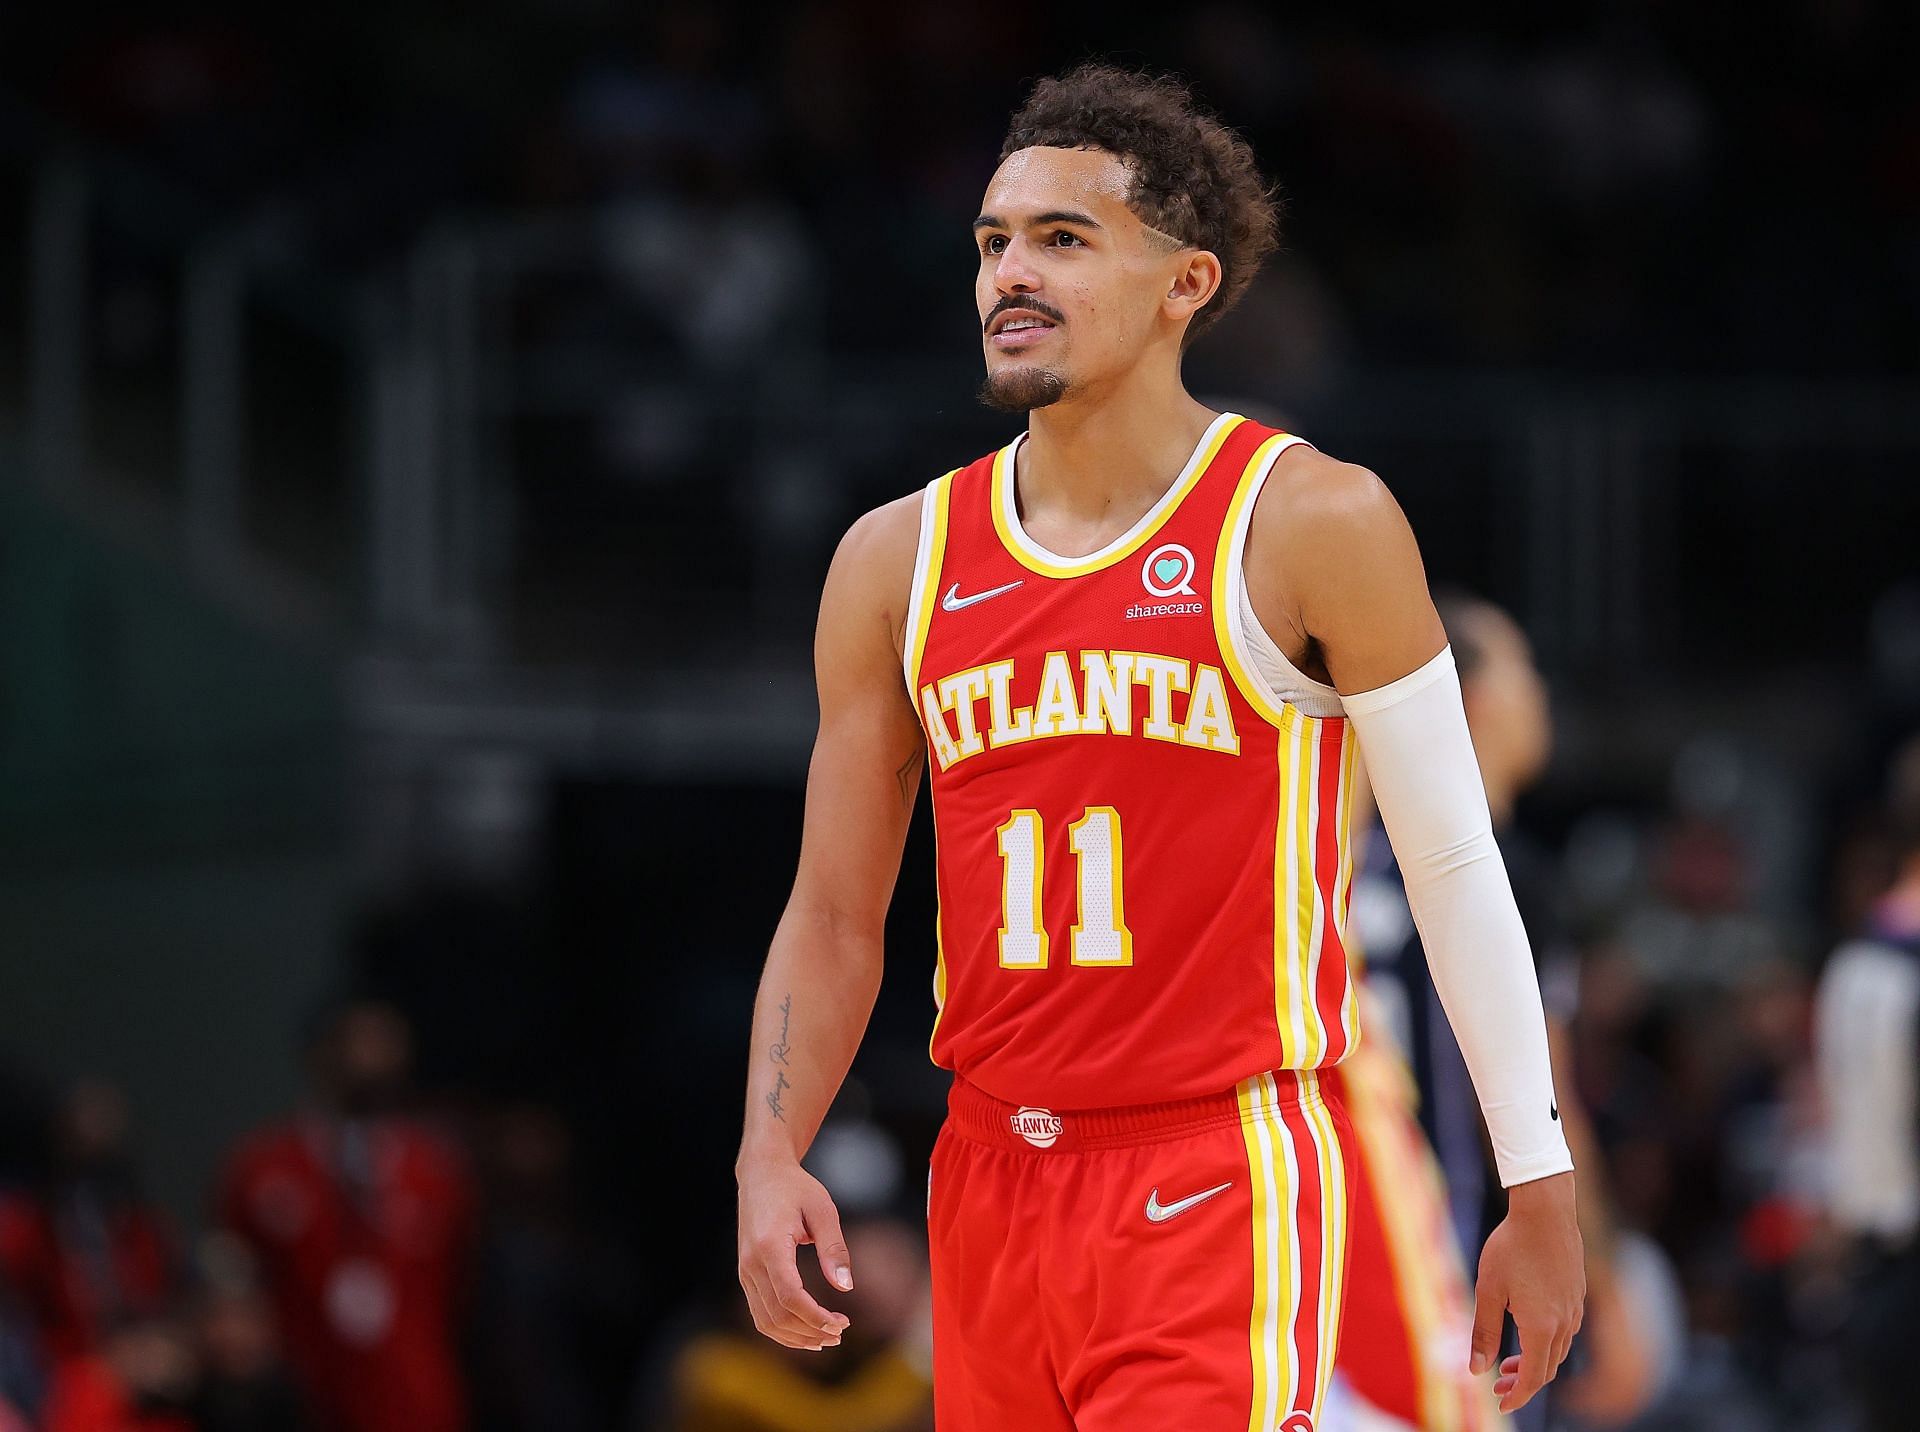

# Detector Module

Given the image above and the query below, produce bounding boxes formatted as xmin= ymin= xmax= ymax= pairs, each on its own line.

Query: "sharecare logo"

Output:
xmin=1010 ymin=1106 xmax=1064 ymax=1148
xmin=1124 ymin=599 xmax=1204 ymax=620
xmin=1141 ymin=541 xmax=1197 ymax=597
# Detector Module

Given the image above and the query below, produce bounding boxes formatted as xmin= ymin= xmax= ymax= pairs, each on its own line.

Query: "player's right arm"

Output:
xmin=735 ymin=492 xmax=927 ymax=1351
xmin=1252 ymin=449 xmax=1582 ymax=1411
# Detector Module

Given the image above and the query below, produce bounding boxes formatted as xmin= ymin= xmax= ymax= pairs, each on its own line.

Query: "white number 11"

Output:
xmin=994 ymin=805 xmax=1134 ymax=969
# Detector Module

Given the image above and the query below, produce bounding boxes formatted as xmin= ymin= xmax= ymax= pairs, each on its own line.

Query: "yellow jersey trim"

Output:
xmin=989 ymin=412 xmax=1245 ymax=578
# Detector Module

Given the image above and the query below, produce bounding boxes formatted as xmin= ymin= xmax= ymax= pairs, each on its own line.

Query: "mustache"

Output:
xmin=984 ymin=298 xmax=1066 ymax=335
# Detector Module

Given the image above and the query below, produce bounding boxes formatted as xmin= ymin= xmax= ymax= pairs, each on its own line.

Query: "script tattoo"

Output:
xmin=769 ymin=993 xmax=792 ymax=1067
xmin=766 ymin=992 xmax=794 ymax=1121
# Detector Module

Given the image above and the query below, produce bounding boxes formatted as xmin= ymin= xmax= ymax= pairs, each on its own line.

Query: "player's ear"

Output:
xmin=1164 ymin=249 xmax=1222 ymax=327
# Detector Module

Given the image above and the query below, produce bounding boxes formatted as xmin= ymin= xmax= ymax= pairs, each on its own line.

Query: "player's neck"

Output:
xmin=1017 ymin=382 xmax=1219 ymax=528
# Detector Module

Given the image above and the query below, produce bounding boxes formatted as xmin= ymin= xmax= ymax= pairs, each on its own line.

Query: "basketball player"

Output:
xmin=736 ymin=64 xmax=1584 ymax=1430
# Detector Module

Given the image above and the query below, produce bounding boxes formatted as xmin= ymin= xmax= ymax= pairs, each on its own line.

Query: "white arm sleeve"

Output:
xmin=1344 ymin=645 xmax=1575 ymax=1187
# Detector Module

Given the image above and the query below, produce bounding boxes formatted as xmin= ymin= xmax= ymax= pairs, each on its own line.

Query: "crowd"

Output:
xmin=0 ymin=1002 xmax=632 ymax=1432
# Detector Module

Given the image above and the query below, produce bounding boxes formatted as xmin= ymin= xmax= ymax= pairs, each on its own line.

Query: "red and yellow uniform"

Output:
xmin=903 ymin=412 xmax=1361 ymax=1430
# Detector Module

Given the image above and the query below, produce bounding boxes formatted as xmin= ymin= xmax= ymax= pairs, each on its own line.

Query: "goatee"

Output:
xmin=977 ymin=366 xmax=1068 ymax=413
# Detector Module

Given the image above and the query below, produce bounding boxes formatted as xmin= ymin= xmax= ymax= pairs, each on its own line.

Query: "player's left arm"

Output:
xmin=1249 ymin=449 xmax=1586 ymax=1414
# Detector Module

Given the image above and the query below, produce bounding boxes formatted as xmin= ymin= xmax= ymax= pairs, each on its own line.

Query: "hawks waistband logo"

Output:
xmin=1010 ymin=1106 xmax=1064 ymax=1148
xmin=1279 ymin=1415 xmax=1314 ymax=1432
xmin=1140 ymin=541 xmax=1197 ymax=597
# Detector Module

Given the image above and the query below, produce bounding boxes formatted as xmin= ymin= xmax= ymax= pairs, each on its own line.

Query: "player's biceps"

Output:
xmin=804 ymin=710 xmax=922 ymax=846
xmin=808 ymin=653 xmax=922 ymax=788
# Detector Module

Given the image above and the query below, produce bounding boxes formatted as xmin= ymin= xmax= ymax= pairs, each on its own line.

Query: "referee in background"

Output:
xmin=1815 ymin=734 xmax=1920 ymax=1432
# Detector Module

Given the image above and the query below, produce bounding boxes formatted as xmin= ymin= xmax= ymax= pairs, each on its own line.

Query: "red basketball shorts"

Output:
xmin=928 ymin=1067 xmax=1357 ymax=1432
xmin=1334 ymin=1035 xmax=1502 ymax=1432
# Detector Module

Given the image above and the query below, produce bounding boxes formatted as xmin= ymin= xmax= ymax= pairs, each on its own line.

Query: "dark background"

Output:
xmin=1 ymin=1 xmax=1917 ymax=1428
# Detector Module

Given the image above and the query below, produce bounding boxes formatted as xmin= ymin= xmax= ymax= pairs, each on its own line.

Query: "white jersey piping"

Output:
xmin=902 ymin=475 xmax=943 ymax=690
xmin=1221 ymin=436 xmax=1347 ymax=720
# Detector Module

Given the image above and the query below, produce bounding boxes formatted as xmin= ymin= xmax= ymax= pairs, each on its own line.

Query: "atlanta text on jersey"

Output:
xmin=917 ymin=648 xmax=1240 ymax=770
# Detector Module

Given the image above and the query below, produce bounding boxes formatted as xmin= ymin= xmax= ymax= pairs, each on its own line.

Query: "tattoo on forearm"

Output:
xmin=766 ymin=992 xmax=794 ymax=1121
xmin=769 ymin=992 xmax=792 ymax=1067
xmin=895 ymin=747 xmax=924 ymax=808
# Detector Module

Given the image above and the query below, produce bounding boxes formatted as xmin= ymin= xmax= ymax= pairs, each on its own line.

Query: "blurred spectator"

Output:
xmin=0 ymin=1287 xmax=40 ymax=1431
xmin=187 ymin=1234 xmax=308 ymax=1432
xmin=40 ymin=1314 xmax=196 ymax=1432
xmin=467 ymin=1103 xmax=627 ymax=1432
xmin=0 ymin=1081 xmax=178 ymax=1367
xmin=1813 ymin=733 xmax=1920 ymax=1432
xmin=214 ymin=1000 xmax=476 ymax=1432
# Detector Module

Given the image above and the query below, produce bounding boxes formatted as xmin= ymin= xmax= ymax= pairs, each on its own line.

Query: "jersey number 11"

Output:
xmin=995 ymin=806 xmax=1134 ymax=969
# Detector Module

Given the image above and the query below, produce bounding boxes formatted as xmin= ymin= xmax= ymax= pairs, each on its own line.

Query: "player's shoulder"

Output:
xmin=1260 ymin=442 xmax=1398 ymax=525
xmin=1250 ymin=441 xmax=1411 ymax=556
xmin=818 ymin=483 xmax=945 ymax=665
xmin=831 ymin=489 xmax=923 ymax=601
xmin=840 ymin=488 xmax=924 ymax=559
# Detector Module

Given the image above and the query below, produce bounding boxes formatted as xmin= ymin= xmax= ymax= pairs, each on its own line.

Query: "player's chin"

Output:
xmin=975 ymin=363 xmax=1069 ymax=414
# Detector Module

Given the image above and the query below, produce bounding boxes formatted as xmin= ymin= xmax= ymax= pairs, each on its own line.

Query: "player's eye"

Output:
xmin=1051 ymin=230 xmax=1084 ymax=247
xmin=981 ymin=234 xmax=1007 ymax=256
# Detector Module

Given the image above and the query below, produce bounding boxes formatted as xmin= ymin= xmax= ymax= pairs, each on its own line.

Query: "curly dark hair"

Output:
xmin=999 ymin=62 xmax=1282 ymax=351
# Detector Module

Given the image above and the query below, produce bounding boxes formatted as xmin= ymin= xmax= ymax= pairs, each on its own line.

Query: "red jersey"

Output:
xmin=903 ymin=411 xmax=1361 ymax=1108
xmin=217 ymin=1117 xmax=475 ymax=1432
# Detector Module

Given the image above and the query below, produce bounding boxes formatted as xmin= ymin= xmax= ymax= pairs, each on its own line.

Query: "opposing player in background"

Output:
xmin=736 ymin=63 xmax=1583 ymax=1430
xmin=1337 ymin=595 xmax=1654 ymax=1431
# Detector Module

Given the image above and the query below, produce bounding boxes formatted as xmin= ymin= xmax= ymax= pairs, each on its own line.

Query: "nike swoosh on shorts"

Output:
xmin=1144 ymin=1180 xmax=1234 ymax=1223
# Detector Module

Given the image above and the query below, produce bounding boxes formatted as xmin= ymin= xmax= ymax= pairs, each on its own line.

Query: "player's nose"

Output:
xmin=991 ymin=236 xmax=1043 ymax=295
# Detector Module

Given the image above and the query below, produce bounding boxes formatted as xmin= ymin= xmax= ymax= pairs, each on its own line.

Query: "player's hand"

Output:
xmin=736 ymin=1154 xmax=853 ymax=1350
xmin=1469 ymin=1169 xmax=1585 ymax=1413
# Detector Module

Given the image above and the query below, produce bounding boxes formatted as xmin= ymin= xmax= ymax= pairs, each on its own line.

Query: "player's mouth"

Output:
xmin=988 ymin=311 xmax=1059 ymax=350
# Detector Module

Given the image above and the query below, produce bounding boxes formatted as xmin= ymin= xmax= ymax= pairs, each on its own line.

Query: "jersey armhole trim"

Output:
xmin=903 ymin=470 xmax=957 ymax=693
xmin=1210 ymin=432 xmax=1340 ymax=730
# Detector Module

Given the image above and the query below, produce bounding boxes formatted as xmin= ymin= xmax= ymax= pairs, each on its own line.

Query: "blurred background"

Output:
xmin=0 ymin=1 xmax=1917 ymax=1429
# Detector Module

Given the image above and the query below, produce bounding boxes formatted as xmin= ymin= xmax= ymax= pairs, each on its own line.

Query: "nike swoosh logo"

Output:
xmin=1144 ymin=1180 xmax=1233 ymax=1223
xmin=1550 ymin=1102 xmax=1560 ymax=1121
xmin=942 ymin=579 xmax=1023 ymax=611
